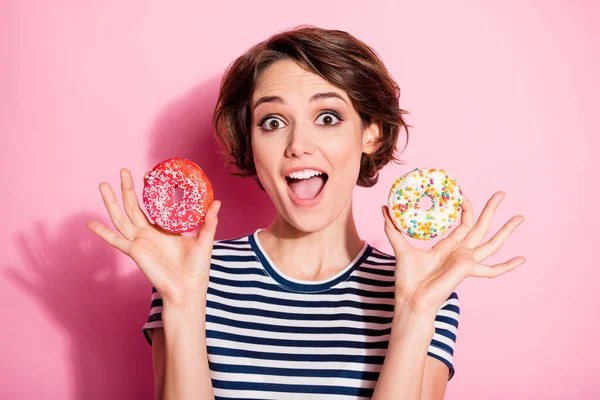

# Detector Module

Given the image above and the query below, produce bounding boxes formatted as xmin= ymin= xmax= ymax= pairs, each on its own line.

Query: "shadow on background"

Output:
xmin=4 ymin=77 xmax=274 ymax=399
xmin=5 ymin=214 xmax=153 ymax=399
xmin=147 ymin=75 xmax=275 ymax=241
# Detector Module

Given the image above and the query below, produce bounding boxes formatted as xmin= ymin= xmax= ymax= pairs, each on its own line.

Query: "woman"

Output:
xmin=87 ymin=25 xmax=525 ymax=399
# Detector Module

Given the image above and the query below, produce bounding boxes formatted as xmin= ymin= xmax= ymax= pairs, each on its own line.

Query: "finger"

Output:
xmin=120 ymin=168 xmax=151 ymax=228
xmin=195 ymin=200 xmax=222 ymax=249
xmin=381 ymin=205 xmax=411 ymax=256
xmin=469 ymin=256 xmax=526 ymax=278
xmin=99 ymin=182 xmax=138 ymax=240
xmin=473 ymin=215 xmax=525 ymax=261
xmin=463 ymin=191 xmax=506 ymax=248
xmin=87 ymin=220 xmax=132 ymax=255
xmin=444 ymin=192 xmax=474 ymax=243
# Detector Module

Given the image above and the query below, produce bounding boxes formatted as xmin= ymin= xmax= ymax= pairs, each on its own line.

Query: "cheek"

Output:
xmin=251 ymin=138 xmax=278 ymax=185
xmin=328 ymin=137 xmax=363 ymax=169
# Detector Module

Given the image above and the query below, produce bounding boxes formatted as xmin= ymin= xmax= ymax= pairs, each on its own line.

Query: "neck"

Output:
xmin=257 ymin=200 xmax=365 ymax=281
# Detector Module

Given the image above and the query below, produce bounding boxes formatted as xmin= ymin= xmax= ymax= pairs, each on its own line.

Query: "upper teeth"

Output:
xmin=288 ymin=169 xmax=324 ymax=180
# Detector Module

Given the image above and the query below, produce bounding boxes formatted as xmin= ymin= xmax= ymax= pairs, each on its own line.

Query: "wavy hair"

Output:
xmin=212 ymin=25 xmax=410 ymax=191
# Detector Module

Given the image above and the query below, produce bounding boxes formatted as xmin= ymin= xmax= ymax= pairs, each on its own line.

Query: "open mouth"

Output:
xmin=285 ymin=173 xmax=329 ymax=200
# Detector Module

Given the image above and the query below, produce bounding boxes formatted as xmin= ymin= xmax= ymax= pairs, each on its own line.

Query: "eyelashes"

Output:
xmin=257 ymin=110 xmax=344 ymax=133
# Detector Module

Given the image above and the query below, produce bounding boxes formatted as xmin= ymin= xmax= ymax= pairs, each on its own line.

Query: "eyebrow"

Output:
xmin=252 ymin=92 xmax=348 ymax=111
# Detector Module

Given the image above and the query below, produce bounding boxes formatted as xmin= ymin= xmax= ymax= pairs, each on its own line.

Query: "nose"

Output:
xmin=284 ymin=124 xmax=316 ymax=158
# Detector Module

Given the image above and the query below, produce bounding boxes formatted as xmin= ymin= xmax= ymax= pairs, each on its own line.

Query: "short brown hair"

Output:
xmin=212 ymin=25 xmax=410 ymax=191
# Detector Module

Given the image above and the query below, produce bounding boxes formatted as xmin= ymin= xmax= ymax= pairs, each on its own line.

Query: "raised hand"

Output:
xmin=382 ymin=191 xmax=525 ymax=317
xmin=87 ymin=168 xmax=221 ymax=307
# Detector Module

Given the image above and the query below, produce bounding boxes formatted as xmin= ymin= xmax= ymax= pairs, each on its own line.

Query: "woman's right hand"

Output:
xmin=87 ymin=168 xmax=221 ymax=308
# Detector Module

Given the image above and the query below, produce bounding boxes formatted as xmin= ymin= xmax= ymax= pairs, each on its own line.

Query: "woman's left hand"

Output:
xmin=382 ymin=191 xmax=526 ymax=318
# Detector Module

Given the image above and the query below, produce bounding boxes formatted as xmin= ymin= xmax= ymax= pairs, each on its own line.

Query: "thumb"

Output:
xmin=381 ymin=205 xmax=412 ymax=256
xmin=196 ymin=199 xmax=221 ymax=247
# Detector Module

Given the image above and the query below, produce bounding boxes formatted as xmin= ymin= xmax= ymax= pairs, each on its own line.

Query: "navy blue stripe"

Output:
xmin=436 ymin=314 xmax=459 ymax=328
xmin=217 ymin=237 xmax=248 ymax=244
xmin=215 ymin=398 xmax=269 ymax=400
xmin=435 ymin=327 xmax=457 ymax=342
xmin=207 ymin=286 xmax=395 ymax=312
xmin=146 ymin=288 xmax=396 ymax=315
xmin=143 ymin=329 xmax=153 ymax=346
xmin=147 ymin=314 xmax=162 ymax=323
xmin=209 ymin=275 xmax=395 ymax=299
xmin=207 ymin=315 xmax=392 ymax=336
xmin=431 ymin=339 xmax=454 ymax=356
xmin=215 ymin=398 xmax=268 ymax=400
xmin=212 ymin=254 xmax=257 ymax=262
xmin=362 ymin=259 xmax=396 ymax=267
xmin=209 ymin=361 xmax=381 ymax=381
xmin=207 ymin=329 xmax=390 ymax=349
xmin=369 ymin=249 xmax=396 ymax=261
xmin=207 ymin=299 xmax=393 ymax=324
xmin=149 ymin=291 xmax=457 ymax=324
xmin=356 ymin=265 xmax=395 ymax=277
xmin=212 ymin=243 xmax=252 ymax=251
xmin=442 ymin=304 xmax=460 ymax=314
xmin=211 ymin=379 xmax=374 ymax=397
xmin=249 ymin=231 xmax=374 ymax=293
xmin=208 ymin=346 xmax=385 ymax=365
xmin=151 ymin=298 xmax=162 ymax=308
xmin=210 ymin=263 xmax=267 ymax=277
xmin=346 ymin=275 xmax=395 ymax=287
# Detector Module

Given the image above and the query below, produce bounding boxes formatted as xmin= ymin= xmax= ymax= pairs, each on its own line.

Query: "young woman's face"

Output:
xmin=250 ymin=59 xmax=379 ymax=232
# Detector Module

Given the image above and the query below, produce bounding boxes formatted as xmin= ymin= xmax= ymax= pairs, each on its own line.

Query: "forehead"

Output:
xmin=252 ymin=59 xmax=349 ymax=104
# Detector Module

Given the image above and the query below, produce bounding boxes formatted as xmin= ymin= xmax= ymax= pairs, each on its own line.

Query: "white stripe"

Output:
xmin=212 ymin=247 xmax=255 ymax=256
xmin=427 ymin=343 xmax=453 ymax=364
xmin=143 ymin=321 xmax=163 ymax=330
xmin=432 ymin=332 xmax=456 ymax=348
xmin=437 ymin=307 xmax=459 ymax=318
xmin=207 ymin=304 xmax=392 ymax=330
xmin=210 ymin=267 xmax=396 ymax=294
xmin=434 ymin=320 xmax=458 ymax=335
xmin=213 ymin=387 xmax=371 ymax=400
xmin=216 ymin=237 xmax=249 ymax=244
xmin=148 ymin=305 xmax=163 ymax=316
xmin=209 ymin=280 xmax=396 ymax=304
xmin=352 ymin=269 xmax=395 ymax=282
xmin=210 ymin=371 xmax=377 ymax=389
xmin=207 ymin=294 xmax=394 ymax=318
xmin=209 ymin=354 xmax=384 ymax=372
xmin=206 ymin=320 xmax=392 ymax=342
xmin=207 ymin=337 xmax=388 ymax=357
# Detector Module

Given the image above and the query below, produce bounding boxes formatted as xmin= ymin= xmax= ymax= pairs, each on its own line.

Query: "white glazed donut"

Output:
xmin=387 ymin=168 xmax=463 ymax=240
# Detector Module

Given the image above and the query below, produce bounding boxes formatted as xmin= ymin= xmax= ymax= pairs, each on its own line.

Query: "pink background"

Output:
xmin=2 ymin=1 xmax=598 ymax=398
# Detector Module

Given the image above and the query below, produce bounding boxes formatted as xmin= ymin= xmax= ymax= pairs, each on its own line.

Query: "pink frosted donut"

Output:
xmin=142 ymin=158 xmax=214 ymax=233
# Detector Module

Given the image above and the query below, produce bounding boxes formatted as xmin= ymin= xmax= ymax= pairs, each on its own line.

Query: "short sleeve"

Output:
xmin=142 ymin=286 xmax=164 ymax=346
xmin=427 ymin=291 xmax=460 ymax=380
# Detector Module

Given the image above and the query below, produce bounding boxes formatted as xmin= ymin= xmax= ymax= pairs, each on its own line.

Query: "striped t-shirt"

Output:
xmin=142 ymin=228 xmax=460 ymax=399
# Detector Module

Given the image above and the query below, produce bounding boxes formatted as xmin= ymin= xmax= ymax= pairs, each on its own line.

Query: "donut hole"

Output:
xmin=173 ymin=187 xmax=185 ymax=203
xmin=419 ymin=196 xmax=434 ymax=211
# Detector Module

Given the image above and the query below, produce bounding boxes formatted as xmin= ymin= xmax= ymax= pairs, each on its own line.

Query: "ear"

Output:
xmin=362 ymin=120 xmax=382 ymax=156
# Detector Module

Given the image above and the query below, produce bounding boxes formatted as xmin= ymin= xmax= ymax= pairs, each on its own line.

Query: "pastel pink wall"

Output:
xmin=2 ymin=1 xmax=598 ymax=398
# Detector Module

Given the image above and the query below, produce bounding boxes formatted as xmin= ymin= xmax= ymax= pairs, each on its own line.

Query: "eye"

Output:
xmin=316 ymin=111 xmax=343 ymax=128
xmin=257 ymin=116 xmax=287 ymax=132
